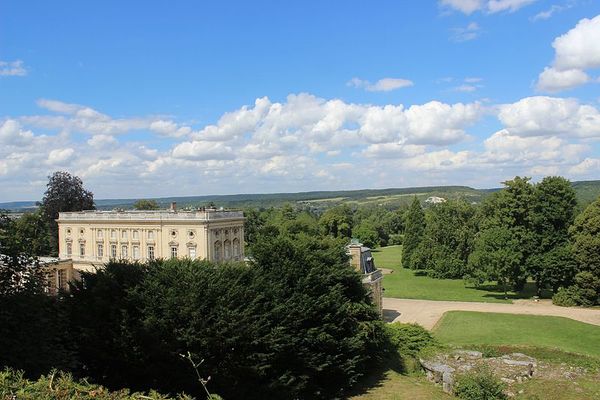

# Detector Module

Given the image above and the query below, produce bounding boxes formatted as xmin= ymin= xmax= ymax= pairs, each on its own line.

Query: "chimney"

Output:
xmin=170 ymin=202 xmax=177 ymax=212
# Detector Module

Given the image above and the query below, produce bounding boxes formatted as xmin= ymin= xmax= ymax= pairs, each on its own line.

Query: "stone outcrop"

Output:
xmin=420 ymin=350 xmax=537 ymax=395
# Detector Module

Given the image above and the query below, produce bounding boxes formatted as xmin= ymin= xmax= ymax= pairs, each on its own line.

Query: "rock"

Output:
xmin=453 ymin=350 xmax=483 ymax=359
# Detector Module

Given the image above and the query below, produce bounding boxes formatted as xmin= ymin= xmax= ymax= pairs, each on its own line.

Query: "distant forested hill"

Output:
xmin=2 ymin=180 xmax=599 ymax=211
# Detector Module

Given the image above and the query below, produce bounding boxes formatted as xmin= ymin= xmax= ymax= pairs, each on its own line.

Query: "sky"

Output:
xmin=1 ymin=0 xmax=600 ymax=202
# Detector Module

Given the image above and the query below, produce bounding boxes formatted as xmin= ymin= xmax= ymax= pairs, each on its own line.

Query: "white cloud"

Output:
xmin=2 ymin=93 xmax=599 ymax=201
xmin=498 ymin=96 xmax=600 ymax=138
xmin=47 ymin=148 xmax=75 ymax=165
xmin=569 ymin=158 xmax=600 ymax=174
xmin=171 ymin=141 xmax=235 ymax=161
xmin=531 ymin=3 xmax=573 ymax=21
xmin=0 ymin=60 xmax=27 ymax=77
xmin=348 ymin=77 xmax=414 ymax=92
xmin=441 ymin=0 xmax=536 ymax=14
xmin=87 ymin=134 xmax=118 ymax=148
xmin=0 ymin=119 xmax=34 ymax=146
xmin=451 ymin=22 xmax=481 ymax=42
xmin=536 ymin=15 xmax=600 ymax=92
xmin=536 ymin=67 xmax=590 ymax=92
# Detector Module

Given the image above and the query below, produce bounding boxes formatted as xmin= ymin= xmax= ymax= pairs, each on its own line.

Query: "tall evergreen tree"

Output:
xmin=570 ymin=195 xmax=600 ymax=278
xmin=402 ymin=197 xmax=425 ymax=269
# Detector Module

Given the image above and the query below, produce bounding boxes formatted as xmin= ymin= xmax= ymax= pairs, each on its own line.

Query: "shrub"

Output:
xmin=552 ymin=287 xmax=578 ymax=307
xmin=386 ymin=322 xmax=436 ymax=358
xmin=0 ymin=368 xmax=192 ymax=399
xmin=454 ymin=367 xmax=507 ymax=400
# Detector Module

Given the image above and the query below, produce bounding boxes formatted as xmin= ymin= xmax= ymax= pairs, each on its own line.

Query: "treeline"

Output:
xmin=0 ymin=230 xmax=387 ymax=399
xmin=402 ymin=176 xmax=600 ymax=306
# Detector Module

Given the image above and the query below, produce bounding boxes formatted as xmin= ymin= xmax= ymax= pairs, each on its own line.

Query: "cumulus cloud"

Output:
xmin=498 ymin=96 xmax=600 ymax=138
xmin=348 ymin=77 xmax=414 ymax=92
xmin=0 ymin=60 xmax=27 ymax=77
xmin=1 ymin=93 xmax=598 ymax=201
xmin=536 ymin=15 xmax=600 ymax=92
xmin=441 ymin=0 xmax=536 ymax=14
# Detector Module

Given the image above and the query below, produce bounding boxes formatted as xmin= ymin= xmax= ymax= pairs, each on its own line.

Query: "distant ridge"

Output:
xmin=1 ymin=180 xmax=599 ymax=211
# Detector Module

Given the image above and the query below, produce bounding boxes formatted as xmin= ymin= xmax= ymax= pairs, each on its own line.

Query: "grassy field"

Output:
xmin=433 ymin=311 xmax=600 ymax=358
xmin=372 ymin=246 xmax=539 ymax=303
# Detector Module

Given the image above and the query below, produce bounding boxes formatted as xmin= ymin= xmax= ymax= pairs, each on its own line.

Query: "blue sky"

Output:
xmin=1 ymin=0 xmax=600 ymax=201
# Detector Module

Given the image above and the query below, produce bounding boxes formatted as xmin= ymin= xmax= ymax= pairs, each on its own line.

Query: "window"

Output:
xmin=170 ymin=246 xmax=178 ymax=259
xmin=132 ymin=245 xmax=140 ymax=259
xmin=97 ymin=230 xmax=103 ymax=239
xmin=233 ymin=238 xmax=240 ymax=259
xmin=111 ymin=244 xmax=117 ymax=259
xmin=110 ymin=229 xmax=116 ymax=239
xmin=97 ymin=243 xmax=104 ymax=257
xmin=170 ymin=229 xmax=177 ymax=238
xmin=214 ymin=241 xmax=222 ymax=262
xmin=79 ymin=243 xmax=85 ymax=257
xmin=66 ymin=228 xmax=71 ymax=236
xmin=132 ymin=230 xmax=139 ymax=240
xmin=66 ymin=242 xmax=72 ymax=256
xmin=188 ymin=230 xmax=195 ymax=239
xmin=224 ymin=240 xmax=231 ymax=260
xmin=121 ymin=230 xmax=128 ymax=240
xmin=79 ymin=228 xmax=85 ymax=235
xmin=148 ymin=230 xmax=155 ymax=240
xmin=188 ymin=246 xmax=196 ymax=260
xmin=121 ymin=245 xmax=128 ymax=258
xmin=148 ymin=245 xmax=155 ymax=260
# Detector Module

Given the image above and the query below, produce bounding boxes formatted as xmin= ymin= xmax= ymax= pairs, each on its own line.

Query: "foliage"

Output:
xmin=62 ymin=235 xmax=387 ymax=400
xmin=386 ymin=323 xmax=437 ymax=358
xmin=133 ymin=199 xmax=160 ymax=210
xmin=453 ymin=366 xmax=507 ymax=400
xmin=353 ymin=220 xmax=380 ymax=248
xmin=569 ymin=195 xmax=600 ymax=278
xmin=0 ymin=368 xmax=193 ymax=399
xmin=39 ymin=171 xmax=95 ymax=254
xmin=401 ymin=197 xmax=425 ymax=269
xmin=529 ymin=177 xmax=578 ymax=293
xmin=467 ymin=227 xmax=522 ymax=297
xmin=320 ymin=204 xmax=353 ymax=239
xmin=553 ymin=272 xmax=600 ymax=307
xmin=552 ymin=287 xmax=578 ymax=307
xmin=412 ymin=199 xmax=477 ymax=278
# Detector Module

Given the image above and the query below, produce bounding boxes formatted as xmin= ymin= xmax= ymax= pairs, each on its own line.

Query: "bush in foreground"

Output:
xmin=0 ymin=368 xmax=194 ymax=400
xmin=453 ymin=367 xmax=507 ymax=400
xmin=66 ymin=234 xmax=386 ymax=400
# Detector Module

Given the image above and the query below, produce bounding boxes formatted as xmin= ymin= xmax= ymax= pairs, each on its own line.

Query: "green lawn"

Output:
xmin=433 ymin=311 xmax=600 ymax=358
xmin=372 ymin=246 xmax=538 ymax=303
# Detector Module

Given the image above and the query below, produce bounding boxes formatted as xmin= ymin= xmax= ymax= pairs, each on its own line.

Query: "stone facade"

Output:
xmin=57 ymin=207 xmax=245 ymax=272
xmin=347 ymin=241 xmax=383 ymax=316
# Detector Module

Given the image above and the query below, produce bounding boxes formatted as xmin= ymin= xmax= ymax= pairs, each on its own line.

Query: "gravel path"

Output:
xmin=383 ymin=297 xmax=600 ymax=329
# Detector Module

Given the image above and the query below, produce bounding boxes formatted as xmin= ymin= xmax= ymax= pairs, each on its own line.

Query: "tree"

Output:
xmin=133 ymin=199 xmax=160 ymax=210
xmin=402 ymin=197 xmax=425 ymax=269
xmin=569 ymin=195 xmax=600 ymax=278
xmin=319 ymin=205 xmax=353 ymax=239
xmin=353 ymin=220 xmax=380 ymax=248
xmin=39 ymin=171 xmax=95 ymax=254
xmin=529 ymin=177 xmax=577 ymax=293
xmin=415 ymin=199 xmax=478 ymax=278
xmin=11 ymin=210 xmax=52 ymax=256
xmin=468 ymin=226 xmax=522 ymax=298
xmin=477 ymin=177 xmax=535 ymax=290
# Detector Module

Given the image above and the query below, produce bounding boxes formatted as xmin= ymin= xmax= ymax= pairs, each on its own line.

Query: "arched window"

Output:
xmin=214 ymin=241 xmax=222 ymax=262
xmin=224 ymin=240 xmax=231 ymax=260
xmin=233 ymin=238 xmax=240 ymax=260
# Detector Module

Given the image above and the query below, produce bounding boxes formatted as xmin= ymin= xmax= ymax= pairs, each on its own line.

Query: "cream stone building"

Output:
xmin=57 ymin=205 xmax=245 ymax=272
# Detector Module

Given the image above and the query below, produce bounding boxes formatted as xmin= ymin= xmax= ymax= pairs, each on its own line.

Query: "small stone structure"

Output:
xmin=420 ymin=350 xmax=537 ymax=395
xmin=347 ymin=240 xmax=383 ymax=316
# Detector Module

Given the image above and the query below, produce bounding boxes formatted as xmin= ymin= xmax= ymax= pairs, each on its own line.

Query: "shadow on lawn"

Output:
xmin=345 ymin=356 xmax=405 ymax=399
xmin=469 ymin=282 xmax=553 ymax=300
